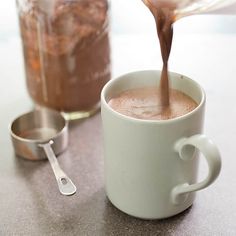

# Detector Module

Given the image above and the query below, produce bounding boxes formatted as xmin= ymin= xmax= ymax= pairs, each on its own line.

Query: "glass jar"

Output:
xmin=144 ymin=0 xmax=236 ymax=20
xmin=174 ymin=0 xmax=236 ymax=19
xmin=16 ymin=0 xmax=111 ymax=119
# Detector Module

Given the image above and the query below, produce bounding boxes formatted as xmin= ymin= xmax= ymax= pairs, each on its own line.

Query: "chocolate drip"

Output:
xmin=143 ymin=0 xmax=175 ymax=107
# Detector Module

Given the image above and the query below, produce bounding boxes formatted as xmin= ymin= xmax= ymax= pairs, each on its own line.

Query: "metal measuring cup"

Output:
xmin=10 ymin=109 xmax=76 ymax=196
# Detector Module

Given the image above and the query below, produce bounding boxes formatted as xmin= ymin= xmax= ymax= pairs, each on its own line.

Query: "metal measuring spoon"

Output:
xmin=10 ymin=109 xmax=76 ymax=196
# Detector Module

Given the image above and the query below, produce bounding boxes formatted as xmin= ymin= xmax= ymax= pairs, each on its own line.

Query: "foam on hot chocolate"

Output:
xmin=108 ymin=87 xmax=198 ymax=120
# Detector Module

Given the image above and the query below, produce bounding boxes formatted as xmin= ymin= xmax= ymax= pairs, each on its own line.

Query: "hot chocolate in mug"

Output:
xmin=101 ymin=70 xmax=221 ymax=219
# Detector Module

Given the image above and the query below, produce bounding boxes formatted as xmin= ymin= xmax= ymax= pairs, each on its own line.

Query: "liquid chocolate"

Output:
xmin=18 ymin=0 xmax=110 ymax=112
xmin=143 ymin=0 xmax=176 ymax=107
xmin=108 ymin=87 xmax=198 ymax=120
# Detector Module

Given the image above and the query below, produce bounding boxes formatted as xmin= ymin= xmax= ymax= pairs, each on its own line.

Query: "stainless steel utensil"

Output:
xmin=10 ymin=109 xmax=76 ymax=196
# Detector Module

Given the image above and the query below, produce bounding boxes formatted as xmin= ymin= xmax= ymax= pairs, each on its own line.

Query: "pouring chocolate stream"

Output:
xmin=143 ymin=0 xmax=176 ymax=107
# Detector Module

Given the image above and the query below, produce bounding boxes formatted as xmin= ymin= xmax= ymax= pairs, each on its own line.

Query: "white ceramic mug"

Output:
xmin=101 ymin=70 xmax=221 ymax=219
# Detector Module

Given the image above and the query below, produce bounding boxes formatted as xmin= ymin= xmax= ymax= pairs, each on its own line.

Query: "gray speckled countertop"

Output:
xmin=1 ymin=105 xmax=236 ymax=235
xmin=2 ymin=111 xmax=235 ymax=236
xmin=1 ymin=1 xmax=236 ymax=233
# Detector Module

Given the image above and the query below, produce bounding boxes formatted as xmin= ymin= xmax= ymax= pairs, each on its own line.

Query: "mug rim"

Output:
xmin=101 ymin=70 xmax=206 ymax=124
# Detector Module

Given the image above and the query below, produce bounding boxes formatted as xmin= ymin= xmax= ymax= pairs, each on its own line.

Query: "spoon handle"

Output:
xmin=39 ymin=140 xmax=77 ymax=196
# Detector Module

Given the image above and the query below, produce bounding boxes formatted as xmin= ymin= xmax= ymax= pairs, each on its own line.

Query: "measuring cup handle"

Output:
xmin=39 ymin=141 xmax=77 ymax=196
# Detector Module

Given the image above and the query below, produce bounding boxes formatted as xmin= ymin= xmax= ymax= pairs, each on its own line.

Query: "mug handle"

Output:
xmin=171 ymin=134 xmax=221 ymax=205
